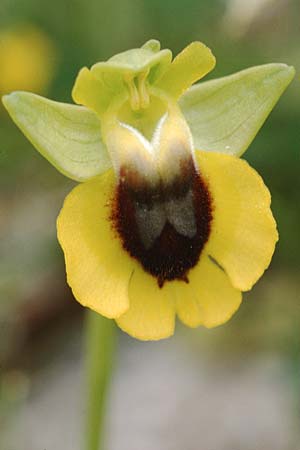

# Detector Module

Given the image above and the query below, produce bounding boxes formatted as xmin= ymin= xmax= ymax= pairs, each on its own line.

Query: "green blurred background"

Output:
xmin=0 ymin=0 xmax=299 ymax=449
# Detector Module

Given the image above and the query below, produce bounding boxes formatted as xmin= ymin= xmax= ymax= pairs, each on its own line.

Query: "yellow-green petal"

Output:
xmin=180 ymin=63 xmax=295 ymax=157
xmin=156 ymin=41 xmax=216 ymax=99
xmin=197 ymin=151 xmax=278 ymax=292
xmin=2 ymin=91 xmax=111 ymax=181
xmin=117 ymin=269 xmax=175 ymax=341
xmin=72 ymin=67 xmax=114 ymax=115
xmin=57 ymin=171 xmax=134 ymax=318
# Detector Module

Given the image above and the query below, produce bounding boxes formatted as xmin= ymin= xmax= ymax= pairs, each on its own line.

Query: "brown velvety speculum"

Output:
xmin=111 ymin=156 xmax=212 ymax=287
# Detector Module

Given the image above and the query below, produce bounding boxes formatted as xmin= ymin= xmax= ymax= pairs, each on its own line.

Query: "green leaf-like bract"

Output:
xmin=179 ymin=63 xmax=295 ymax=156
xmin=2 ymin=91 xmax=111 ymax=181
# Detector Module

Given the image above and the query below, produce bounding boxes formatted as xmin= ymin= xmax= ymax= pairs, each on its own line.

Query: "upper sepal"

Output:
xmin=72 ymin=39 xmax=172 ymax=114
xmin=2 ymin=91 xmax=111 ymax=181
xmin=179 ymin=63 xmax=295 ymax=157
xmin=92 ymin=39 xmax=172 ymax=84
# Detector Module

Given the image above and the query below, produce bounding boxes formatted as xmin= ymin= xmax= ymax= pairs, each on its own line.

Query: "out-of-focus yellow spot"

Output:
xmin=0 ymin=25 xmax=57 ymax=95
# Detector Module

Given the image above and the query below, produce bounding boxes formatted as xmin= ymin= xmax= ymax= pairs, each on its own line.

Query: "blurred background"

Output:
xmin=0 ymin=0 xmax=300 ymax=449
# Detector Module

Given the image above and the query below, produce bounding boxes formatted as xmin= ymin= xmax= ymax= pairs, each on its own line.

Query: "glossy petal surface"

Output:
xmin=57 ymin=171 xmax=133 ymax=318
xmin=197 ymin=151 xmax=278 ymax=291
xmin=180 ymin=64 xmax=295 ymax=156
xmin=3 ymin=91 xmax=111 ymax=181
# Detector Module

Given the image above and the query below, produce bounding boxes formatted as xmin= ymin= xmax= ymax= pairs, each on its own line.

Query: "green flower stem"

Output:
xmin=85 ymin=310 xmax=116 ymax=450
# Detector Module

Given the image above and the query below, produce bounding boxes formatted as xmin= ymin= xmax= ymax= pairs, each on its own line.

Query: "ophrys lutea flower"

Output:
xmin=3 ymin=40 xmax=295 ymax=340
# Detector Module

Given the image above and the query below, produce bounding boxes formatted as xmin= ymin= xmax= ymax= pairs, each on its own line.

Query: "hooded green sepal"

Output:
xmin=73 ymin=40 xmax=172 ymax=114
xmin=2 ymin=91 xmax=111 ymax=181
xmin=179 ymin=63 xmax=295 ymax=157
xmin=92 ymin=39 xmax=171 ymax=84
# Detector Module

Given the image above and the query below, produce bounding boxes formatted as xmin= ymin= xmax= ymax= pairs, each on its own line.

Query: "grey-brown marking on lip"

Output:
xmin=135 ymin=201 xmax=166 ymax=249
xmin=165 ymin=189 xmax=197 ymax=238
xmin=111 ymin=155 xmax=212 ymax=287
xmin=134 ymin=188 xmax=197 ymax=250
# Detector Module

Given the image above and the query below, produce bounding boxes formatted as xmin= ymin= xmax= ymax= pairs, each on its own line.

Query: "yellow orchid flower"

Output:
xmin=3 ymin=40 xmax=295 ymax=340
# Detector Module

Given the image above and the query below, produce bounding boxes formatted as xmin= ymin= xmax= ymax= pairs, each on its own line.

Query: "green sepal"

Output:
xmin=73 ymin=40 xmax=172 ymax=114
xmin=91 ymin=40 xmax=172 ymax=85
xmin=179 ymin=63 xmax=295 ymax=156
xmin=2 ymin=91 xmax=111 ymax=181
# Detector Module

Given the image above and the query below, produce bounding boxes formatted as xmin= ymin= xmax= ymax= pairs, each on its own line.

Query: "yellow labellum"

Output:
xmin=57 ymin=151 xmax=277 ymax=340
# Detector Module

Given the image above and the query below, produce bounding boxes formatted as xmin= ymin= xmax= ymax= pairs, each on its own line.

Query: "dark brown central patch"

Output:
xmin=110 ymin=157 xmax=212 ymax=287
